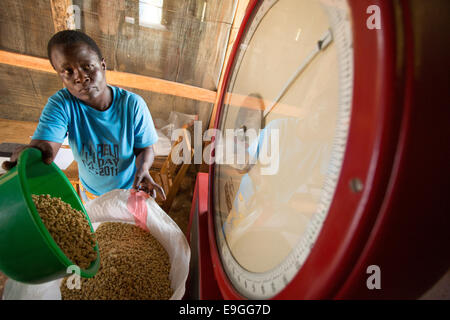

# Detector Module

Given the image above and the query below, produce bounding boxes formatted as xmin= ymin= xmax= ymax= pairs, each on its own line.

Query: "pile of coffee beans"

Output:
xmin=60 ymin=222 xmax=172 ymax=300
xmin=32 ymin=194 xmax=97 ymax=269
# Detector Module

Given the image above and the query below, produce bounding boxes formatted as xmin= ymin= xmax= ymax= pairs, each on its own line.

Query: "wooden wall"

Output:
xmin=0 ymin=66 xmax=62 ymax=121
xmin=0 ymin=0 xmax=237 ymax=130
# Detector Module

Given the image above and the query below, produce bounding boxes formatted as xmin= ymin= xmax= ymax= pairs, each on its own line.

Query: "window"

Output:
xmin=139 ymin=0 xmax=165 ymax=30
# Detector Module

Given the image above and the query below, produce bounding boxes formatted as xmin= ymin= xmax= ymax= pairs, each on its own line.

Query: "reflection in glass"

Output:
xmin=214 ymin=0 xmax=340 ymax=273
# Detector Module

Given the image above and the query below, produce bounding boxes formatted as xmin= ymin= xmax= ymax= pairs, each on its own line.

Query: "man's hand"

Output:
xmin=1 ymin=140 xmax=59 ymax=171
xmin=133 ymin=145 xmax=166 ymax=200
xmin=133 ymin=169 xmax=166 ymax=200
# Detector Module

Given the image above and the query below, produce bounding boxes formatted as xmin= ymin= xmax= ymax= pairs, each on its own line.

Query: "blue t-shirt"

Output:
xmin=32 ymin=86 xmax=158 ymax=196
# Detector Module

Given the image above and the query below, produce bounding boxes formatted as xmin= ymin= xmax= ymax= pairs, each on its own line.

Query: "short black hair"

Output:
xmin=47 ymin=30 xmax=103 ymax=67
xmin=236 ymin=92 xmax=266 ymax=132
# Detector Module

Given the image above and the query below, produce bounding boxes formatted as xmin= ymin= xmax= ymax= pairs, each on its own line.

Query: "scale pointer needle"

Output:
xmin=263 ymin=29 xmax=333 ymax=118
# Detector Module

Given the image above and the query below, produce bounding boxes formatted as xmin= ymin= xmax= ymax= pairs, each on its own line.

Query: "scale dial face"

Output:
xmin=212 ymin=0 xmax=354 ymax=299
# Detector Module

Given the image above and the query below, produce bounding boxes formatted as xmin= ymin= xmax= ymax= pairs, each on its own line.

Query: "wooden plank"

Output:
xmin=0 ymin=104 xmax=43 ymax=123
xmin=0 ymin=64 xmax=62 ymax=122
xmin=0 ymin=50 xmax=54 ymax=74
xmin=0 ymin=49 xmax=216 ymax=103
xmin=0 ymin=63 xmax=62 ymax=104
xmin=49 ymin=0 xmax=76 ymax=32
xmin=97 ymin=0 xmax=125 ymax=36
xmin=122 ymin=85 xmax=213 ymax=134
xmin=82 ymin=0 xmax=234 ymax=90
xmin=0 ymin=64 xmax=213 ymax=128
xmin=149 ymin=171 xmax=169 ymax=205
xmin=0 ymin=60 xmax=297 ymax=125
xmin=120 ymin=86 xmax=176 ymax=121
xmin=0 ymin=1 xmax=55 ymax=58
xmin=63 ymin=161 xmax=78 ymax=180
xmin=0 ymin=0 xmax=231 ymax=93
xmin=163 ymin=162 xmax=191 ymax=212
xmin=107 ymin=69 xmax=216 ymax=103
xmin=0 ymin=119 xmax=37 ymax=145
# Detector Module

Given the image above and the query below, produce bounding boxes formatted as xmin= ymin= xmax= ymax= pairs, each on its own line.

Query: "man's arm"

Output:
xmin=133 ymin=145 xmax=166 ymax=200
xmin=30 ymin=140 xmax=62 ymax=164
xmin=2 ymin=140 xmax=62 ymax=170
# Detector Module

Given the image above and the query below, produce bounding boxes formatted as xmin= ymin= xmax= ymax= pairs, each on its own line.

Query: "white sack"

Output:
xmin=3 ymin=189 xmax=190 ymax=300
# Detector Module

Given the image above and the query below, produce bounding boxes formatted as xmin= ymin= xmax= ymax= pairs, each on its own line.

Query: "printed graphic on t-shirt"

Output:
xmin=81 ymin=143 xmax=119 ymax=176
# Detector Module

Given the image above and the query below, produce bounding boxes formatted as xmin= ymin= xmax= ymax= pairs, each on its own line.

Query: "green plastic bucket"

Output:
xmin=0 ymin=148 xmax=100 ymax=284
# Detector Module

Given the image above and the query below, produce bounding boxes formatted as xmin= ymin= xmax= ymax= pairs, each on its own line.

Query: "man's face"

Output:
xmin=50 ymin=42 xmax=108 ymax=103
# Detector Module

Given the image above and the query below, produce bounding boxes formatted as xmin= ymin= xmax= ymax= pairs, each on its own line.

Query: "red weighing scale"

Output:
xmin=187 ymin=0 xmax=450 ymax=299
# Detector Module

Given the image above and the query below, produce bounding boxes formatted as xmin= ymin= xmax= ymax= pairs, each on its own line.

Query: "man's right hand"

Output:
xmin=1 ymin=140 xmax=60 ymax=171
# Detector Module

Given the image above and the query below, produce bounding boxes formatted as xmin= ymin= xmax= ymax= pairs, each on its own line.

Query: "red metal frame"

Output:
xmin=186 ymin=173 xmax=209 ymax=243
xmin=273 ymin=0 xmax=401 ymax=299
xmin=203 ymin=0 xmax=449 ymax=299
xmin=335 ymin=0 xmax=450 ymax=299
xmin=186 ymin=172 xmax=222 ymax=299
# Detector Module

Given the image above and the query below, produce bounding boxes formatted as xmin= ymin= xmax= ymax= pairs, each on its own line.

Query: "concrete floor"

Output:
xmin=0 ymin=167 xmax=197 ymax=299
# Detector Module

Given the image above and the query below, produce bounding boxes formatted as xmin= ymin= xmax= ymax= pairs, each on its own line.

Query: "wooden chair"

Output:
xmin=150 ymin=125 xmax=193 ymax=212
xmin=66 ymin=126 xmax=193 ymax=211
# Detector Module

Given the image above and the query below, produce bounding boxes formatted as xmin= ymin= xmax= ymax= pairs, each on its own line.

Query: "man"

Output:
xmin=2 ymin=30 xmax=165 ymax=202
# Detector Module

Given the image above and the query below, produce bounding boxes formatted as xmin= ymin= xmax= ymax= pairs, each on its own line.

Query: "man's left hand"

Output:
xmin=133 ymin=170 xmax=166 ymax=201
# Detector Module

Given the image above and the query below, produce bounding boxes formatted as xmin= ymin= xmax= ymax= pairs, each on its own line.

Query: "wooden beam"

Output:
xmin=0 ymin=49 xmax=216 ymax=103
xmin=50 ymin=0 xmax=76 ymax=32
xmin=106 ymin=71 xmax=216 ymax=104
xmin=0 ymin=50 xmax=53 ymax=73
